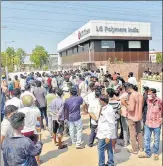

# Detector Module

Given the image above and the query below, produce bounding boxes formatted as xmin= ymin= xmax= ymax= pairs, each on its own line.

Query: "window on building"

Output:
xmin=128 ymin=41 xmax=141 ymax=48
xmin=101 ymin=41 xmax=115 ymax=48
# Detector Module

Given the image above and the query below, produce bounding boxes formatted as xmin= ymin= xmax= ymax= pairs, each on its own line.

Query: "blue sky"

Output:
xmin=1 ymin=1 xmax=162 ymax=53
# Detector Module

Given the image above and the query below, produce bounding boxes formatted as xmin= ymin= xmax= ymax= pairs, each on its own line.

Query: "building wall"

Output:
xmin=61 ymin=39 xmax=149 ymax=65
xmin=93 ymin=40 xmax=149 ymax=52
xmin=61 ymin=51 xmax=149 ymax=65
xmin=108 ymin=62 xmax=162 ymax=81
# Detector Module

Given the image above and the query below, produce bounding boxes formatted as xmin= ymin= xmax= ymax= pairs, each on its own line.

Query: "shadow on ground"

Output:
xmin=40 ymin=147 xmax=68 ymax=163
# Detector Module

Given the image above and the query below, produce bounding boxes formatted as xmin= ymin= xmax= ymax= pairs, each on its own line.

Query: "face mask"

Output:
xmin=148 ymin=94 xmax=153 ymax=100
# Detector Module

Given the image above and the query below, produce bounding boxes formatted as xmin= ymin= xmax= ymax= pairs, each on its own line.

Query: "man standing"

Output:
xmin=79 ymin=77 xmax=88 ymax=114
xmin=6 ymin=88 xmax=22 ymax=109
xmin=128 ymin=72 xmax=137 ymax=86
xmin=88 ymin=90 xmax=101 ymax=147
xmin=50 ymin=89 xmax=67 ymax=149
xmin=45 ymin=88 xmax=56 ymax=137
xmin=122 ymin=83 xmax=144 ymax=154
xmin=1 ymin=105 xmax=18 ymax=144
xmin=64 ymin=87 xmax=85 ymax=149
xmin=97 ymin=95 xmax=115 ymax=166
xmin=33 ymin=81 xmax=48 ymax=130
xmin=139 ymin=88 xmax=162 ymax=160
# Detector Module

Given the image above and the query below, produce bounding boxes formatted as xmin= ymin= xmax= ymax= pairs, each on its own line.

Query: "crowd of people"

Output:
xmin=143 ymin=68 xmax=162 ymax=80
xmin=1 ymin=68 xmax=162 ymax=166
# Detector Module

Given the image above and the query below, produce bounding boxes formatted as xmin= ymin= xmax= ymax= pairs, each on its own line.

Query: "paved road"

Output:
xmin=40 ymin=115 xmax=162 ymax=166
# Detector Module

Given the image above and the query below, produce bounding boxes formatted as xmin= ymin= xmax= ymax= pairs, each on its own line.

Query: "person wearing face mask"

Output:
xmin=139 ymin=88 xmax=162 ymax=160
xmin=121 ymin=83 xmax=144 ymax=154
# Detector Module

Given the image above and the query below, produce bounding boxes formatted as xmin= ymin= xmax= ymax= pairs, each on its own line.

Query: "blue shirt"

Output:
xmin=2 ymin=136 xmax=43 ymax=166
xmin=64 ymin=96 xmax=83 ymax=122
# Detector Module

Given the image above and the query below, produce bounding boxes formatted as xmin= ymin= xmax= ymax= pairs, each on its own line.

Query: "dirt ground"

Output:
xmin=40 ymin=115 xmax=162 ymax=166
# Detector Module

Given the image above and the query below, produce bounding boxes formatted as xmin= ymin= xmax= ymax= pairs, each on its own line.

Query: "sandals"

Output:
xmin=138 ymin=152 xmax=150 ymax=158
xmin=127 ymin=149 xmax=138 ymax=154
xmin=153 ymin=154 xmax=159 ymax=160
xmin=58 ymin=144 xmax=68 ymax=149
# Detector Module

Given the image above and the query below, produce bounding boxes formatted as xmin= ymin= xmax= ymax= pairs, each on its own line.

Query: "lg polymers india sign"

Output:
xmin=78 ymin=29 xmax=90 ymax=40
xmin=96 ymin=26 xmax=139 ymax=33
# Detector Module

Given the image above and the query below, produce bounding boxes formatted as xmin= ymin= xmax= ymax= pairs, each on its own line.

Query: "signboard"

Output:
xmin=96 ymin=26 xmax=139 ymax=33
xmin=78 ymin=28 xmax=90 ymax=40
xmin=141 ymin=79 xmax=162 ymax=100
xmin=57 ymin=20 xmax=151 ymax=52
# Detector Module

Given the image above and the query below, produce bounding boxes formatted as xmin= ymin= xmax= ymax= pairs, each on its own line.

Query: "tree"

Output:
xmin=30 ymin=45 xmax=49 ymax=68
xmin=5 ymin=47 xmax=15 ymax=67
xmin=15 ymin=48 xmax=26 ymax=65
xmin=156 ymin=53 xmax=163 ymax=63
xmin=1 ymin=51 xmax=19 ymax=72
xmin=1 ymin=52 xmax=7 ymax=68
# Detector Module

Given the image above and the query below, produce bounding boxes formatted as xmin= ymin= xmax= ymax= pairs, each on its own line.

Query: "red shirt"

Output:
xmin=47 ymin=77 xmax=52 ymax=87
xmin=146 ymin=97 xmax=162 ymax=128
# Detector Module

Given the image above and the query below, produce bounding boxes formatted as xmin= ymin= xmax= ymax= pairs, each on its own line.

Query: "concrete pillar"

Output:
xmin=58 ymin=53 xmax=62 ymax=70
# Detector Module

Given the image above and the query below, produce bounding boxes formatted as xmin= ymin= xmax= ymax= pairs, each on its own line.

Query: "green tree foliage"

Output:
xmin=5 ymin=47 xmax=15 ymax=57
xmin=15 ymin=48 xmax=26 ymax=65
xmin=30 ymin=45 xmax=49 ymax=68
xmin=1 ymin=51 xmax=20 ymax=72
xmin=156 ymin=53 xmax=163 ymax=63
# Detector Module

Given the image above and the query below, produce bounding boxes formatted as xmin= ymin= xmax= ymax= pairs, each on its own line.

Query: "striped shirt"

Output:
xmin=146 ymin=97 xmax=162 ymax=128
xmin=109 ymin=99 xmax=121 ymax=123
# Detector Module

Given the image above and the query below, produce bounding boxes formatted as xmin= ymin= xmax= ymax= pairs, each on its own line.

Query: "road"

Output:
xmin=40 ymin=115 xmax=162 ymax=166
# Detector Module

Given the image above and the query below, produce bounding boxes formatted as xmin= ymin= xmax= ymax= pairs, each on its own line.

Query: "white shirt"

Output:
xmin=84 ymin=91 xmax=95 ymax=104
xmin=1 ymin=118 xmax=13 ymax=137
xmin=5 ymin=97 xmax=22 ymax=109
xmin=51 ymin=77 xmax=58 ymax=88
xmin=20 ymin=79 xmax=26 ymax=91
xmin=18 ymin=106 xmax=41 ymax=133
xmin=97 ymin=105 xmax=115 ymax=139
xmin=37 ymin=77 xmax=43 ymax=83
xmin=79 ymin=81 xmax=88 ymax=97
xmin=88 ymin=98 xmax=101 ymax=125
xmin=128 ymin=77 xmax=137 ymax=86
xmin=20 ymin=91 xmax=36 ymax=101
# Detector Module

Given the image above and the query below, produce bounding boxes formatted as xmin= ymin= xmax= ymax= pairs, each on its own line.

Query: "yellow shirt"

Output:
xmin=63 ymin=92 xmax=70 ymax=101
